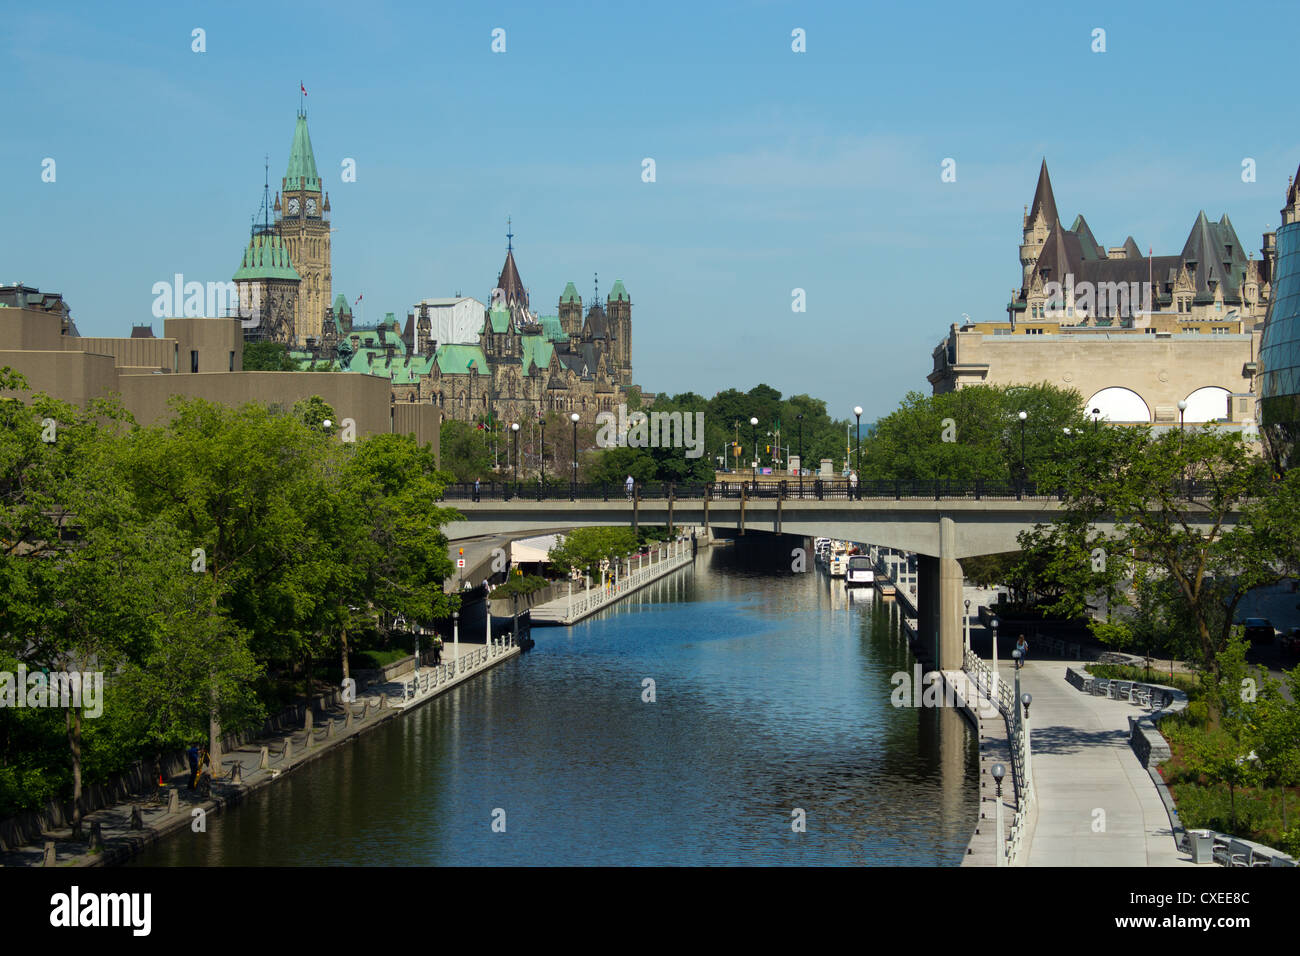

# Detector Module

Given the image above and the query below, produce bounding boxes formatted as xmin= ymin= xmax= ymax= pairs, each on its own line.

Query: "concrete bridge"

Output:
xmin=444 ymin=489 xmax=1236 ymax=676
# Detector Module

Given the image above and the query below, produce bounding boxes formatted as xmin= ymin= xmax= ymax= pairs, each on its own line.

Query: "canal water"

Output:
xmin=131 ymin=545 xmax=978 ymax=866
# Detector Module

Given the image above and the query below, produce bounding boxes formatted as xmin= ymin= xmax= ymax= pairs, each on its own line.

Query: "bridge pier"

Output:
xmin=918 ymin=516 xmax=964 ymax=672
xmin=938 ymin=515 xmax=963 ymax=671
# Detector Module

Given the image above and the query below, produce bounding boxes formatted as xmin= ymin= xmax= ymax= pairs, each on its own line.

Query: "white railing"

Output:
xmin=402 ymin=632 xmax=518 ymax=703
xmin=963 ymin=646 xmax=1034 ymax=865
xmin=560 ymin=537 xmax=694 ymax=623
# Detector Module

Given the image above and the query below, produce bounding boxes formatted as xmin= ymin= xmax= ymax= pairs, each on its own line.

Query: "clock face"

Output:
xmin=306 ymin=198 xmax=317 ymax=215
xmin=288 ymin=198 xmax=300 ymax=215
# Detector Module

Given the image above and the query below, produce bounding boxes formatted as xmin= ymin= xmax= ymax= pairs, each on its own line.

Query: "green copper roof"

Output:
xmin=233 ymin=233 xmax=300 ymax=282
xmin=485 ymin=304 xmax=511 ymax=334
xmin=436 ymin=344 xmax=490 ymax=375
xmin=609 ymin=279 xmax=629 ymax=302
xmin=560 ymin=281 xmax=581 ymax=304
xmin=333 ymin=293 xmax=352 ymax=316
xmin=538 ymin=315 xmax=569 ymax=343
xmin=520 ymin=335 xmax=554 ymax=376
xmin=284 ymin=113 xmax=321 ymax=193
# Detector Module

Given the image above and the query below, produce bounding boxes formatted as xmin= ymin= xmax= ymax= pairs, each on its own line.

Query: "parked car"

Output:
xmin=1242 ymin=618 xmax=1276 ymax=644
xmin=1280 ymin=627 xmax=1300 ymax=655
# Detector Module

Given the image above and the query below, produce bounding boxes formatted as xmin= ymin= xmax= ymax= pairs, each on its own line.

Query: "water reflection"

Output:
xmin=131 ymin=546 xmax=977 ymax=866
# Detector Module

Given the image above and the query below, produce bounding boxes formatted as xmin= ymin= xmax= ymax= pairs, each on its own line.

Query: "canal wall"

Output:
xmin=1 ymin=638 xmax=523 ymax=868
xmin=530 ymin=535 xmax=696 ymax=625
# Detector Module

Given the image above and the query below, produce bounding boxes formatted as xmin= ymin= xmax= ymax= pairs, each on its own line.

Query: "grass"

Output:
xmin=1158 ymin=730 xmax=1300 ymax=857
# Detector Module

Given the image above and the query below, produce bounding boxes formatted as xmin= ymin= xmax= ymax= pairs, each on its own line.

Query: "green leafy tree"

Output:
xmin=1039 ymin=425 xmax=1280 ymax=727
xmin=547 ymin=527 xmax=639 ymax=577
xmin=439 ymin=419 xmax=494 ymax=482
xmin=242 ymin=342 xmax=300 ymax=371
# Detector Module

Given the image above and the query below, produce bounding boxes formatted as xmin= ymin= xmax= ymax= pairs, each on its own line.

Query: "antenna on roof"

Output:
xmin=506 ymin=216 xmax=513 ymax=253
xmin=594 ymin=272 xmax=599 ymax=307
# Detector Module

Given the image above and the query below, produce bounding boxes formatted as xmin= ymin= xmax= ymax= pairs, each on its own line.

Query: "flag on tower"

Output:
xmin=301 ymin=82 xmax=307 ymax=97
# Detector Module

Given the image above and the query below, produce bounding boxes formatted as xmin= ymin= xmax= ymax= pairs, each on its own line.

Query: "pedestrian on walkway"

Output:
xmin=433 ymin=634 xmax=443 ymax=665
xmin=1015 ymin=634 xmax=1029 ymax=668
xmin=625 ymin=475 xmax=635 ymax=499
xmin=473 ymin=477 xmax=481 ymax=502
xmin=186 ymin=743 xmax=200 ymax=790
xmin=849 ymin=470 xmax=859 ymax=499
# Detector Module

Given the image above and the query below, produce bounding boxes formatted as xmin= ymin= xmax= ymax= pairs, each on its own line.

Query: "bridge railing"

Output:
xmin=444 ymin=477 xmax=1227 ymax=503
xmin=442 ymin=479 xmax=1085 ymax=502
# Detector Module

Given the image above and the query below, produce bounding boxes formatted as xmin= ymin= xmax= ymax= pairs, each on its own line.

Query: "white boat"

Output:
xmin=829 ymin=544 xmax=849 ymax=578
xmin=846 ymin=554 xmax=875 ymax=587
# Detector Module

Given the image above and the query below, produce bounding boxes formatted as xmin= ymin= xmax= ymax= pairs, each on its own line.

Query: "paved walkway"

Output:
xmin=1 ymin=639 xmax=517 ymax=867
xmin=1012 ymin=660 xmax=1194 ymax=867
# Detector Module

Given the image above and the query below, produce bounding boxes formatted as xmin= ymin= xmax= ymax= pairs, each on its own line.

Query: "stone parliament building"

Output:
xmin=232 ymin=110 xmax=640 ymax=430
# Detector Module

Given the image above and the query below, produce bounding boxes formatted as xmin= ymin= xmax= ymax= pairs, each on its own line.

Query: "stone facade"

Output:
xmin=930 ymin=161 xmax=1266 ymax=430
xmin=293 ymin=244 xmax=638 ymax=429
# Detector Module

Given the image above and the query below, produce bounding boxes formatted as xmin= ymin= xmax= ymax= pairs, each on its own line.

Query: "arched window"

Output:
xmin=1181 ymin=386 xmax=1231 ymax=423
xmin=1084 ymin=387 xmax=1151 ymax=423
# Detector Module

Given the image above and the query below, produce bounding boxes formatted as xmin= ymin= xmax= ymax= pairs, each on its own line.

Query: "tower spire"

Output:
xmin=594 ymin=272 xmax=599 ymax=306
xmin=506 ymin=216 xmax=513 ymax=253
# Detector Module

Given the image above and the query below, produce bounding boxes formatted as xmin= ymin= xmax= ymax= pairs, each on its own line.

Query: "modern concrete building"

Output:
xmin=0 ymin=292 xmax=438 ymax=454
xmin=929 ymin=161 xmax=1265 ymax=430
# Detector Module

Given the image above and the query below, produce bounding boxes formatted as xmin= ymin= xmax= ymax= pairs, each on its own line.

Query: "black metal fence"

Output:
xmin=444 ymin=478 xmax=1079 ymax=502
xmin=443 ymin=477 xmax=1228 ymax=503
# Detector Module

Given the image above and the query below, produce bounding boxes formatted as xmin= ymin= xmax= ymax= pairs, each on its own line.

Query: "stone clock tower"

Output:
xmin=275 ymin=110 xmax=331 ymax=345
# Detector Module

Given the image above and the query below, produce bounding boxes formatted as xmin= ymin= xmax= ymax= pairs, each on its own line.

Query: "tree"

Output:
xmin=1039 ymin=424 xmax=1281 ymax=727
xmin=439 ymin=419 xmax=494 ymax=482
xmin=1248 ymin=664 xmax=1300 ymax=833
xmin=242 ymin=342 xmax=300 ymax=371
xmin=861 ymin=383 xmax=1088 ymax=483
xmin=546 ymin=527 xmax=639 ymax=577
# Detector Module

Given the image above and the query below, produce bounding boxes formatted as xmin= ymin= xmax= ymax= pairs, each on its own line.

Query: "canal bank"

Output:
xmin=127 ymin=552 xmax=978 ymax=866
xmin=1 ymin=637 xmax=521 ymax=868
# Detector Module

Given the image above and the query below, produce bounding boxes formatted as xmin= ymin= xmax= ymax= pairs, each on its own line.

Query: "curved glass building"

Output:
xmin=1260 ymin=174 xmax=1300 ymax=469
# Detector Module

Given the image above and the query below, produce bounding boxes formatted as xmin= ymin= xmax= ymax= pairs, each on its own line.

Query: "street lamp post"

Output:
xmin=570 ymin=412 xmax=580 ymax=500
xmin=1017 ymin=410 xmax=1027 ymax=493
xmin=964 ymin=598 xmax=971 ymax=654
xmin=453 ymin=610 xmax=459 ymax=667
xmin=1177 ymin=399 xmax=1188 ymax=495
xmin=797 ymin=414 xmax=804 ymax=499
xmin=992 ymin=763 xmax=1007 ymax=867
xmin=749 ymin=416 xmax=759 ymax=487
xmin=511 ymin=422 xmax=520 ymax=488
xmin=539 ymin=414 xmax=546 ymax=483
xmin=853 ymin=406 xmax=863 ymax=499
xmin=990 ymin=614 xmax=1000 ymax=699
xmin=1091 ymin=407 xmax=1101 ymax=432
xmin=1021 ymin=693 xmax=1033 ymax=793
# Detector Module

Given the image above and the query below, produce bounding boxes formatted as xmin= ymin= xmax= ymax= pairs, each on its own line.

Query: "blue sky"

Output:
xmin=3 ymin=0 xmax=1298 ymax=420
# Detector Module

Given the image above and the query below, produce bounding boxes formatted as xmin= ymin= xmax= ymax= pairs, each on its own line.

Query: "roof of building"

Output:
xmin=333 ymin=293 xmax=352 ymax=316
xmin=584 ymin=302 xmax=609 ymax=339
xmin=1029 ymin=159 xmax=1059 ymax=227
xmin=233 ymin=232 xmax=300 ymax=282
xmin=520 ymin=335 xmax=554 ymax=376
xmin=130 ymin=325 xmax=155 ymax=338
xmin=485 ymin=303 xmax=512 ymax=334
xmin=284 ymin=112 xmax=321 ymax=193
xmin=538 ymin=314 xmax=569 ymax=343
xmin=497 ymin=249 xmax=527 ymax=308
xmin=435 ymin=343 xmax=491 ymax=375
xmin=608 ymin=279 xmax=629 ymax=302
xmin=560 ymin=281 xmax=581 ymax=305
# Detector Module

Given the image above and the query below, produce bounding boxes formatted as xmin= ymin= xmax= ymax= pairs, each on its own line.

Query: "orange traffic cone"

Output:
xmin=158 ymin=772 xmax=165 ymax=786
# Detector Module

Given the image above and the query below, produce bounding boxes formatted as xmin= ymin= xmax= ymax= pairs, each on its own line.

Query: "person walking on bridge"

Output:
xmin=625 ymin=475 xmax=635 ymax=499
